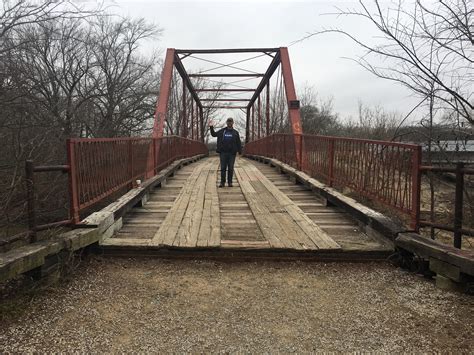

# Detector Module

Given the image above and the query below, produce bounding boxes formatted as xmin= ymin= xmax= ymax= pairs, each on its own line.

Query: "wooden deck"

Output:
xmin=100 ymin=157 xmax=393 ymax=259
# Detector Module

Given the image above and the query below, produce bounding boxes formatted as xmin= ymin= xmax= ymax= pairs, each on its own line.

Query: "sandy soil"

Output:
xmin=1 ymin=257 xmax=473 ymax=353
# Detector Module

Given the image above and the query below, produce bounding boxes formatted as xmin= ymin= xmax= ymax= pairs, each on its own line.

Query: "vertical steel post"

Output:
xmin=453 ymin=162 xmax=464 ymax=249
xmin=196 ymin=104 xmax=200 ymax=140
xmin=191 ymin=99 xmax=194 ymax=140
xmin=25 ymin=160 xmax=37 ymax=242
xmin=153 ymin=48 xmax=175 ymax=139
xmin=182 ymin=80 xmax=187 ymax=138
xmin=245 ymin=106 xmax=250 ymax=144
xmin=67 ymin=139 xmax=80 ymax=224
xmin=257 ymin=95 xmax=261 ymax=139
xmin=410 ymin=146 xmax=422 ymax=231
xmin=266 ymin=82 xmax=270 ymax=136
xmin=279 ymin=47 xmax=304 ymax=167
xmin=199 ymin=106 xmax=204 ymax=142
xmin=251 ymin=105 xmax=255 ymax=141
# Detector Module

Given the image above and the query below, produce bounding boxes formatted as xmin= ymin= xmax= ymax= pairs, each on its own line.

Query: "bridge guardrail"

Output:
xmin=67 ymin=136 xmax=207 ymax=224
xmin=243 ymin=133 xmax=422 ymax=230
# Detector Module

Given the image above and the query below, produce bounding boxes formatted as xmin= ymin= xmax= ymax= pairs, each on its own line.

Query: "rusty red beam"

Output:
xmin=280 ymin=47 xmax=303 ymax=168
xmin=173 ymin=53 xmax=202 ymax=108
xmin=280 ymin=47 xmax=302 ymax=136
xmin=202 ymin=105 xmax=248 ymax=109
xmin=189 ymin=73 xmax=264 ymax=78
xmin=176 ymin=48 xmax=279 ymax=54
xmin=153 ymin=48 xmax=175 ymax=138
xmin=200 ymin=99 xmax=250 ymax=102
xmin=247 ymin=51 xmax=280 ymax=108
xmin=196 ymin=89 xmax=256 ymax=92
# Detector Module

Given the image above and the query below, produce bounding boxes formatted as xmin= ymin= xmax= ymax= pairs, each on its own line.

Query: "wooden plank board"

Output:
xmin=208 ymin=165 xmax=222 ymax=247
xmin=150 ymin=162 xmax=206 ymax=246
xmin=241 ymin=160 xmax=341 ymax=250
xmin=235 ymin=167 xmax=288 ymax=249
xmin=238 ymin=166 xmax=311 ymax=250
xmin=175 ymin=165 xmax=210 ymax=247
xmin=196 ymin=175 xmax=213 ymax=247
xmin=101 ymin=238 xmax=151 ymax=246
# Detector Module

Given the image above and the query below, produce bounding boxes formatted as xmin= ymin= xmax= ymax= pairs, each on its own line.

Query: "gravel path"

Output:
xmin=1 ymin=257 xmax=473 ymax=353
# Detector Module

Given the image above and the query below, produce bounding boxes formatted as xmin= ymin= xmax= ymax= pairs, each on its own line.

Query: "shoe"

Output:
xmin=219 ymin=183 xmax=225 ymax=188
xmin=228 ymin=183 xmax=233 ymax=187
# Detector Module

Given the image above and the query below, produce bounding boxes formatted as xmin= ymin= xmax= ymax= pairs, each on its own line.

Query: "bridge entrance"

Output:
xmin=100 ymin=156 xmax=392 ymax=259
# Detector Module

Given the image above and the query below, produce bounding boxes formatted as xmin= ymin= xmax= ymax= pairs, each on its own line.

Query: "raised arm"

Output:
xmin=210 ymin=125 xmax=218 ymax=137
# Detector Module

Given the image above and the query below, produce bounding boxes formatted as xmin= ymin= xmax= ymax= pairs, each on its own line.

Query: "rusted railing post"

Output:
xmin=410 ymin=146 xmax=422 ymax=231
xmin=152 ymin=138 xmax=157 ymax=176
xmin=66 ymin=139 xmax=80 ymax=224
xmin=297 ymin=134 xmax=303 ymax=171
xmin=328 ymin=140 xmax=335 ymax=187
xmin=453 ymin=162 xmax=464 ymax=249
xmin=128 ymin=140 xmax=134 ymax=188
xmin=25 ymin=160 xmax=37 ymax=242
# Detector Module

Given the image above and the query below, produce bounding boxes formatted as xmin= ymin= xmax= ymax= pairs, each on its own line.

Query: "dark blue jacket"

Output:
xmin=210 ymin=126 xmax=242 ymax=155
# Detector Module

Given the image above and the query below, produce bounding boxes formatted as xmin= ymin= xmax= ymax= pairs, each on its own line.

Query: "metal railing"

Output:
xmin=419 ymin=163 xmax=474 ymax=248
xmin=20 ymin=135 xmax=207 ymax=242
xmin=244 ymin=133 xmax=422 ymax=229
xmin=67 ymin=136 xmax=207 ymax=223
xmin=25 ymin=162 xmax=71 ymax=242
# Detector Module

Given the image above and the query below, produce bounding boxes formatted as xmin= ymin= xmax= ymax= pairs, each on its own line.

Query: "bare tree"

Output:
xmin=0 ymin=4 xmax=162 ymax=240
xmin=88 ymin=17 xmax=161 ymax=137
xmin=298 ymin=84 xmax=340 ymax=135
xmin=313 ymin=0 xmax=473 ymax=124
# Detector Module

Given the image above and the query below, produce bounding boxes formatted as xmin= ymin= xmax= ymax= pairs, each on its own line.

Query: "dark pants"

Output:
xmin=219 ymin=152 xmax=236 ymax=185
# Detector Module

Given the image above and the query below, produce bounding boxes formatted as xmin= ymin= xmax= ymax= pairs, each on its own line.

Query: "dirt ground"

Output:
xmin=1 ymin=256 xmax=473 ymax=353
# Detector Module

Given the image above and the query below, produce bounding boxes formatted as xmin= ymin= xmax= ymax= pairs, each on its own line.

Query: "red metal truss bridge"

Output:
xmin=25 ymin=47 xmax=473 ymax=258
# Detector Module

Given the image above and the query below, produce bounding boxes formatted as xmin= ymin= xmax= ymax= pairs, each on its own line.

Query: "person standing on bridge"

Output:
xmin=209 ymin=117 xmax=242 ymax=188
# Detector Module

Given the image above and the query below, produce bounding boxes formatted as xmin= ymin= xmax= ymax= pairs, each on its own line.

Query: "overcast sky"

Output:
xmin=107 ymin=0 xmax=421 ymax=124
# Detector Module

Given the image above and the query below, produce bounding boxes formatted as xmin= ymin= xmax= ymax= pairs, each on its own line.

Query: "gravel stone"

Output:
xmin=1 ymin=257 xmax=473 ymax=353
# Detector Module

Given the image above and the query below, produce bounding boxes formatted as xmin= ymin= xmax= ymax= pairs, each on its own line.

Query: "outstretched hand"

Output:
xmin=208 ymin=119 xmax=214 ymax=127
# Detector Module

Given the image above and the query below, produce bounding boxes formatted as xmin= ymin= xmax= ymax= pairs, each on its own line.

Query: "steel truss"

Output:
xmin=152 ymin=48 xmax=303 ymax=153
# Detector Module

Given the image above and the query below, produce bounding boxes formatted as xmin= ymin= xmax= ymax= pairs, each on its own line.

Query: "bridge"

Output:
xmin=1 ymin=48 xmax=473 ymax=288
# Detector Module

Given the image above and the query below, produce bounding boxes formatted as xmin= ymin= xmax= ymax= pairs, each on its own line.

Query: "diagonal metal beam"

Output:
xmin=173 ymin=53 xmax=203 ymax=109
xmin=247 ymin=51 xmax=281 ymax=108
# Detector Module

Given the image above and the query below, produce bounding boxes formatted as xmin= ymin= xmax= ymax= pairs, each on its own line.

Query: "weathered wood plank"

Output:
xmin=235 ymin=167 xmax=287 ymax=249
xmin=208 ymin=164 xmax=222 ymax=247
xmin=243 ymin=162 xmax=340 ymax=250
xmin=175 ymin=164 xmax=210 ymax=247
xmin=150 ymin=163 xmax=205 ymax=246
